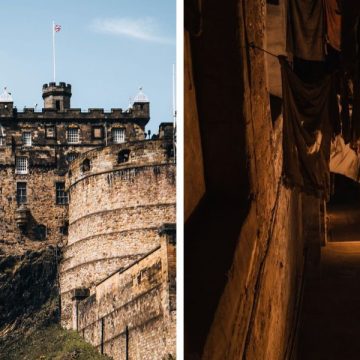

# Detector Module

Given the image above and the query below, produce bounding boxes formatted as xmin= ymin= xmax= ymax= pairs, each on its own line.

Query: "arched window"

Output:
xmin=82 ymin=158 xmax=91 ymax=173
xmin=118 ymin=150 xmax=130 ymax=164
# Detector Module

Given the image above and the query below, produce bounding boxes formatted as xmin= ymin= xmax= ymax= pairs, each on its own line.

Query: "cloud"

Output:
xmin=91 ymin=17 xmax=173 ymax=44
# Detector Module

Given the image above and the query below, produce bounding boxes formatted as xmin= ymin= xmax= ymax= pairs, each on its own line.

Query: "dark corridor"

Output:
xmin=298 ymin=174 xmax=360 ymax=359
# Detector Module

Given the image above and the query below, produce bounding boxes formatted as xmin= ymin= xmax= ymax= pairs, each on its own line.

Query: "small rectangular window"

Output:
xmin=15 ymin=157 xmax=28 ymax=174
xmin=0 ymin=137 xmax=4 ymax=146
xmin=93 ymin=126 xmax=103 ymax=139
xmin=112 ymin=128 xmax=125 ymax=144
xmin=35 ymin=225 xmax=47 ymax=241
xmin=22 ymin=132 xmax=32 ymax=146
xmin=56 ymin=182 xmax=68 ymax=205
xmin=60 ymin=222 xmax=69 ymax=235
xmin=67 ymin=153 xmax=77 ymax=163
xmin=16 ymin=182 xmax=27 ymax=204
xmin=67 ymin=128 xmax=80 ymax=144
xmin=46 ymin=126 xmax=56 ymax=139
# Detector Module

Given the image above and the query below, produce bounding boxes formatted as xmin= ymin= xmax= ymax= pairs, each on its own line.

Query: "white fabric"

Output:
xmin=330 ymin=135 xmax=360 ymax=181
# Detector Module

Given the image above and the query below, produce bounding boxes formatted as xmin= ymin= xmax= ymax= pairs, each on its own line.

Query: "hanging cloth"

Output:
xmin=287 ymin=0 xmax=325 ymax=61
xmin=330 ymin=135 xmax=360 ymax=182
xmin=280 ymin=56 xmax=339 ymax=199
xmin=323 ymin=0 xmax=342 ymax=51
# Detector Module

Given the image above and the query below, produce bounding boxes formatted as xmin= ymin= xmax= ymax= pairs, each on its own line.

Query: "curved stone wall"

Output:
xmin=59 ymin=140 xmax=175 ymax=328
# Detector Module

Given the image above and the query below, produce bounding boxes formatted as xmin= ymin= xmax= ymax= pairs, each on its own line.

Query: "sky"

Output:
xmin=0 ymin=0 xmax=176 ymax=134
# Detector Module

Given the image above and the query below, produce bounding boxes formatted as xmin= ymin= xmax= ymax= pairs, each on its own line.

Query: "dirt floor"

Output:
xmin=298 ymin=201 xmax=360 ymax=359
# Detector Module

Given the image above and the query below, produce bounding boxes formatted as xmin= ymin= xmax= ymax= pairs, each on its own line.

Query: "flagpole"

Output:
xmin=52 ymin=20 xmax=56 ymax=82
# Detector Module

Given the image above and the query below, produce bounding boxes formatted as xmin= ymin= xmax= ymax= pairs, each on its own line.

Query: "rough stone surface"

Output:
xmin=0 ymin=245 xmax=60 ymax=329
xmin=184 ymin=0 xmax=323 ymax=358
xmin=59 ymin=140 xmax=176 ymax=358
xmin=74 ymin=237 xmax=176 ymax=360
xmin=184 ymin=32 xmax=206 ymax=221
xmin=0 ymin=82 xmax=176 ymax=359
xmin=0 ymin=82 xmax=149 ymax=256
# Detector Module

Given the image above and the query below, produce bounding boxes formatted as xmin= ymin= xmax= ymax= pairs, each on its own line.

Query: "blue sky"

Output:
xmin=0 ymin=0 xmax=176 ymax=134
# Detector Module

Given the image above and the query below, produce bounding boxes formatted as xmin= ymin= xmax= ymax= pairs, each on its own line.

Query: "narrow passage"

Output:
xmin=298 ymin=175 xmax=360 ymax=359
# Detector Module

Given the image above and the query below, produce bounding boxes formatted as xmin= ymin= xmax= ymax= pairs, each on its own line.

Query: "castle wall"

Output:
xmin=184 ymin=32 xmax=206 ymax=221
xmin=185 ymin=0 xmax=312 ymax=358
xmin=0 ymin=166 xmax=68 ymax=254
xmin=60 ymin=140 xmax=176 ymax=329
xmin=0 ymin=83 xmax=150 ymax=256
xmin=74 ymin=236 xmax=176 ymax=360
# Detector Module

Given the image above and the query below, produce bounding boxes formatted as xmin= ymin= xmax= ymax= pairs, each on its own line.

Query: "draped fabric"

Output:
xmin=287 ymin=0 xmax=325 ymax=61
xmin=330 ymin=135 xmax=360 ymax=182
xmin=324 ymin=0 xmax=342 ymax=51
xmin=352 ymin=18 xmax=360 ymax=142
xmin=280 ymin=57 xmax=339 ymax=199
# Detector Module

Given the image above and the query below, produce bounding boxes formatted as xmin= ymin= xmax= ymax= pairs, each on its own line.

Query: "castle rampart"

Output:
xmin=60 ymin=139 xmax=176 ymax=329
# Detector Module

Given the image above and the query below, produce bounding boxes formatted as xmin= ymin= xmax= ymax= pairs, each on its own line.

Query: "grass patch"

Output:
xmin=0 ymin=324 xmax=111 ymax=360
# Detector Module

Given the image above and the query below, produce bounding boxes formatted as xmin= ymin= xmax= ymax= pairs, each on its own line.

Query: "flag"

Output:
xmin=54 ymin=24 xmax=61 ymax=32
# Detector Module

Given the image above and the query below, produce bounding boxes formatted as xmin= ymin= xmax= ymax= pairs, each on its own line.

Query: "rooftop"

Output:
xmin=133 ymin=87 xmax=149 ymax=103
xmin=0 ymin=87 xmax=13 ymax=103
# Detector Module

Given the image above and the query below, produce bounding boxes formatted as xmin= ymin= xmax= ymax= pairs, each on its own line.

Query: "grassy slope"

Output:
xmin=1 ymin=324 xmax=111 ymax=360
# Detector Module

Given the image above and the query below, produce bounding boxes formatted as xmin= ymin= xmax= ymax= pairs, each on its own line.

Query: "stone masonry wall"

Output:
xmin=74 ymin=236 xmax=176 ymax=360
xmin=186 ymin=0 xmax=307 ymax=358
xmin=60 ymin=140 xmax=176 ymax=329
xmin=0 ymin=114 xmax=145 ymax=256
xmin=0 ymin=167 xmax=68 ymax=255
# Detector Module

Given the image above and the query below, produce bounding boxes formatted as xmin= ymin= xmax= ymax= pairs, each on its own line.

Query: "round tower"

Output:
xmin=59 ymin=139 xmax=176 ymax=328
xmin=42 ymin=82 xmax=72 ymax=110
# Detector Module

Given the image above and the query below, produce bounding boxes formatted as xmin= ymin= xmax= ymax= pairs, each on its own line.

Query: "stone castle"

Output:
xmin=0 ymin=82 xmax=176 ymax=359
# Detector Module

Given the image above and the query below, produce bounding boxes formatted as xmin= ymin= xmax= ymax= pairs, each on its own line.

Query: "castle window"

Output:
xmin=81 ymin=159 xmax=91 ymax=173
xmin=46 ymin=126 xmax=56 ymax=139
xmin=15 ymin=156 xmax=28 ymax=174
xmin=112 ymin=128 xmax=125 ymax=144
xmin=55 ymin=100 xmax=60 ymax=110
xmin=67 ymin=128 xmax=80 ymax=144
xmin=67 ymin=153 xmax=77 ymax=163
xmin=60 ymin=222 xmax=69 ymax=236
xmin=0 ymin=137 xmax=4 ymax=146
xmin=93 ymin=126 xmax=103 ymax=139
xmin=35 ymin=225 xmax=47 ymax=241
xmin=22 ymin=132 xmax=32 ymax=146
xmin=166 ymin=144 xmax=175 ymax=158
xmin=118 ymin=149 xmax=130 ymax=164
xmin=56 ymin=182 xmax=68 ymax=205
xmin=16 ymin=182 xmax=27 ymax=204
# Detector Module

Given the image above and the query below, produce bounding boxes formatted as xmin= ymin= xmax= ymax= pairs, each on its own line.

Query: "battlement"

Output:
xmin=42 ymin=82 xmax=72 ymax=92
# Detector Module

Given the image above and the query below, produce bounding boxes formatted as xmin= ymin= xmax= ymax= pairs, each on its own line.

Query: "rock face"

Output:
xmin=0 ymin=245 xmax=60 ymax=329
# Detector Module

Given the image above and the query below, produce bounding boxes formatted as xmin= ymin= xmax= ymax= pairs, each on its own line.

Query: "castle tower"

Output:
xmin=42 ymin=82 xmax=72 ymax=110
xmin=132 ymin=86 xmax=150 ymax=114
xmin=0 ymin=87 xmax=13 ymax=111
